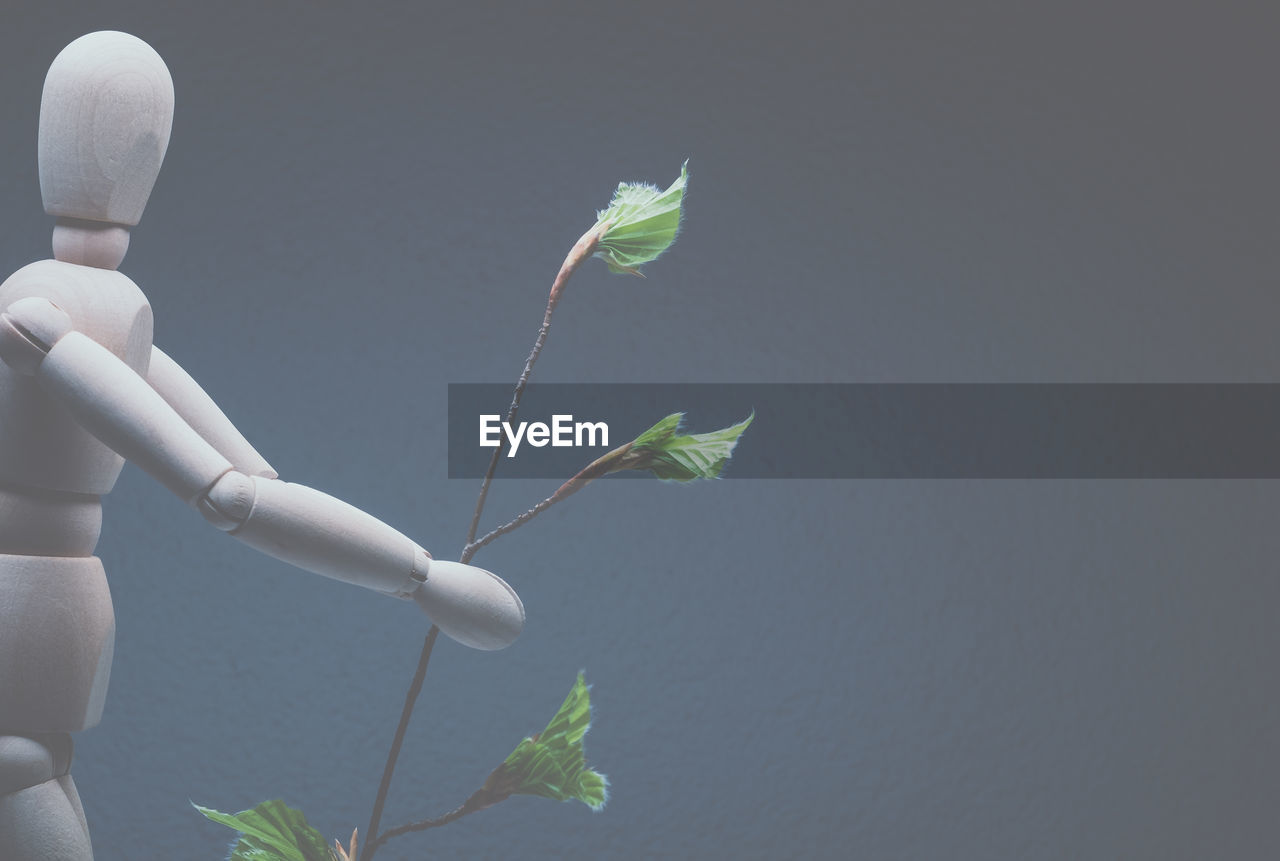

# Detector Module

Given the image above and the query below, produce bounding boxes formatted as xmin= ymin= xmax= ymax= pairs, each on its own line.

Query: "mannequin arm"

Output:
xmin=0 ymin=297 xmax=523 ymax=650
xmin=147 ymin=345 xmax=277 ymax=479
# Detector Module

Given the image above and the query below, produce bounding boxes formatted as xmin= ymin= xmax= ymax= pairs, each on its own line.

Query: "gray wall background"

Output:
xmin=2 ymin=2 xmax=1277 ymax=858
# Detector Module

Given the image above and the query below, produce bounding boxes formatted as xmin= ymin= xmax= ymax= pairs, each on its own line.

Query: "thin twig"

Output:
xmin=465 ymin=442 xmax=633 ymax=557
xmin=465 ymin=480 xmax=588 ymax=557
xmin=368 ymin=786 xmax=504 ymax=853
xmin=360 ymin=625 xmax=440 ymax=861
xmin=363 ymin=225 xmax=605 ymax=861
xmin=369 ymin=450 xmax=627 ymax=861
xmin=464 ymin=224 xmax=606 ymax=549
xmin=370 ymin=803 xmax=470 ymax=847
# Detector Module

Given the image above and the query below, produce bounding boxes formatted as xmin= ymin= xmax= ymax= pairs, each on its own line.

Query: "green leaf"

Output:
xmin=630 ymin=412 xmax=683 ymax=449
xmin=498 ymin=672 xmax=609 ymax=811
xmin=592 ymin=160 xmax=688 ymax=275
xmin=622 ymin=412 xmax=754 ymax=481
xmin=194 ymin=800 xmax=332 ymax=861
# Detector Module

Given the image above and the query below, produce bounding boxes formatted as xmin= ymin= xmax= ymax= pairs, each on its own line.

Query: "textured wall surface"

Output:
xmin=1 ymin=2 xmax=1277 ymax=858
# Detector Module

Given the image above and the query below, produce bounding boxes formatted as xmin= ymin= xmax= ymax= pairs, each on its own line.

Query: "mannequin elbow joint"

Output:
xmin=197 ymin=470 xmax=257 ymax=531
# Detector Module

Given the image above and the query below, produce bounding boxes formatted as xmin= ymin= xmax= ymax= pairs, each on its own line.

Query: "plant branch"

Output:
xmin=364 ymin=445 xmax=625 ymax=861
xmin=360 ymin=624 xmax=440 ymax=861
xmin=367 ymin=785 xmax=507 ymax=854
xmin=464 ymin=224 xmax=606 ymax=549
xmin=363 ymin=225 xmax=605 ymax=861
xmin=465 ymin=443 xmax=634 ymax=557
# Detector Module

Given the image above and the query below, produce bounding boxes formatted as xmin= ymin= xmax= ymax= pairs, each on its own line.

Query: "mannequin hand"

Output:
xmin=413 ymin=559 xmax=524 ymax=650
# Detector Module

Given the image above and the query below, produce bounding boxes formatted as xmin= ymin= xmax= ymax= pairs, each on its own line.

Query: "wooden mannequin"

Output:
xmin=0 ymin=31 xmax=524 ymax=859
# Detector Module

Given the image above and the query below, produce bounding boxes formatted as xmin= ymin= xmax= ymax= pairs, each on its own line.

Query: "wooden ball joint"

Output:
xmin=0 ymin=32 xmax=524 ymax=860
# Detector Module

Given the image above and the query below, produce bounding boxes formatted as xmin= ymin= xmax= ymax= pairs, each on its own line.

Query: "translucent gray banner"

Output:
xmin=447 ymin=384 xmax=1280 ymax=478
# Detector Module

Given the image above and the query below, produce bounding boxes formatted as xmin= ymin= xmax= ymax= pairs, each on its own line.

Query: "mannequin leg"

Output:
xmin=0 ymin=734 xmax=93 ymax=860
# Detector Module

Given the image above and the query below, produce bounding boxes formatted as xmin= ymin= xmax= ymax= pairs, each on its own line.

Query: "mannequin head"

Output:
xmin=40 ymin=32 xmax=174 ymax=267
